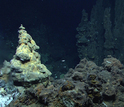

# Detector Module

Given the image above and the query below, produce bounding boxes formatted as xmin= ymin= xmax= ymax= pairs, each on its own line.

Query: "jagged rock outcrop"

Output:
xmin=1 ymin=25 xmax=52 ymax=87
xmin=76 ymin=0 xmax=124 ymax=64
xmin=8 ymin=56 xmax=124 ymax=107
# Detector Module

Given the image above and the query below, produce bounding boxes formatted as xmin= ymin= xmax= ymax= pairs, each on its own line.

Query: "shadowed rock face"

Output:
xmin=76 ymin=0 xmax=124 ymax=65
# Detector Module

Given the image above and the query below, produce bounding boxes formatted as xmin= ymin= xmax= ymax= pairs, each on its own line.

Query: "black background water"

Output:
xmin=0 ymin=0 xmax=96 ymax=74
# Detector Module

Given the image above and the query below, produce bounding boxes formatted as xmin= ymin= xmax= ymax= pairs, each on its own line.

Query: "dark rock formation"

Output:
xmin=8 ymin=56 xmax=124 ymax=107
xmin=76 ymin=0 xmax=124 ymax=65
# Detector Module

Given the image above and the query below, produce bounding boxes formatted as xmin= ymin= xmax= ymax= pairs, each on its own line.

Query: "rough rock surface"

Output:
xmin=8 ymin=55 xmax=124 ymax=107
xmin=0 ymin=25 xmax=52 ymax=87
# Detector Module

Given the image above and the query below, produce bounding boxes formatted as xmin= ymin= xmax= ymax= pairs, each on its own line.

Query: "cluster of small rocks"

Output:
xmin=7 ymin=55 xmax=124 ymax=107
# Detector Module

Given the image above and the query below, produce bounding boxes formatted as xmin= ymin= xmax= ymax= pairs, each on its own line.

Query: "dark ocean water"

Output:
xmin=0 ymin=0 xmax=96 ymax=74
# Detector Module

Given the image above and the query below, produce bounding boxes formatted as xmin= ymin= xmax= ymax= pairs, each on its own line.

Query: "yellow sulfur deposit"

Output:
xmin=10 ymin=24 xmax=52 ymax=84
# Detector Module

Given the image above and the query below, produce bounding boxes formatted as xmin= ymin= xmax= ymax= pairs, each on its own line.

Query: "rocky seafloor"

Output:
xmin=0 ymin=55 xmax=122 ymax=107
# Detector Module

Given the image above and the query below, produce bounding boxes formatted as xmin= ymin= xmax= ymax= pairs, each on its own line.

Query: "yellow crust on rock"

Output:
xmin=10 ymin=24 xmax=52 ymax=83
